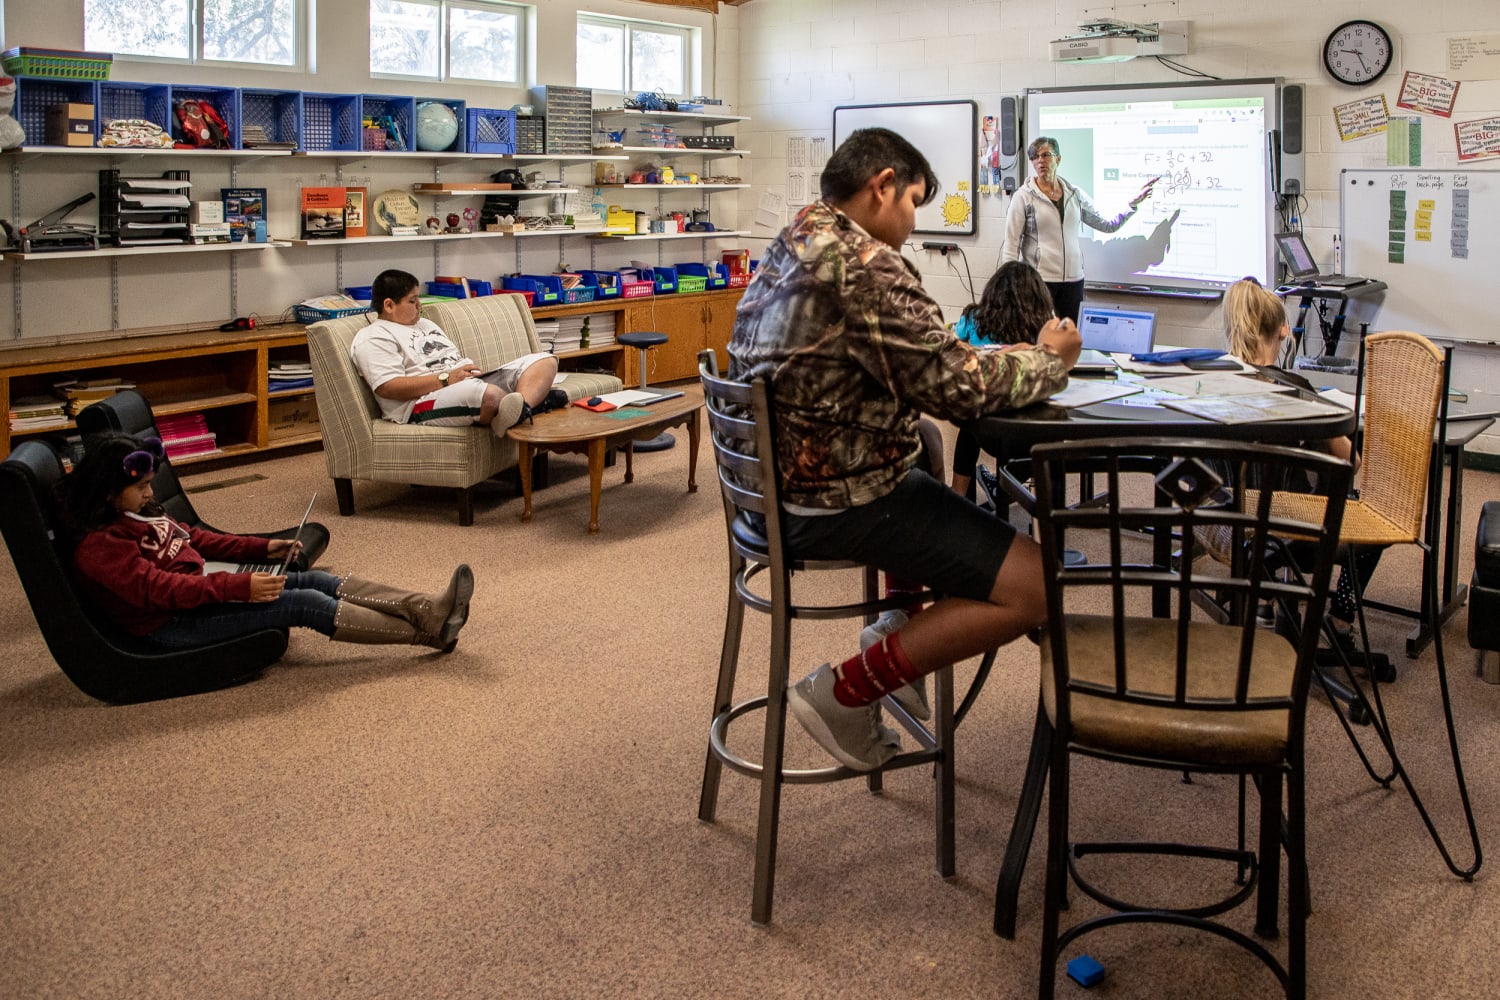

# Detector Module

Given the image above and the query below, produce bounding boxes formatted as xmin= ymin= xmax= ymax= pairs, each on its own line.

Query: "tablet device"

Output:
xmin=276 ymin=492 xmax=319 ymax=575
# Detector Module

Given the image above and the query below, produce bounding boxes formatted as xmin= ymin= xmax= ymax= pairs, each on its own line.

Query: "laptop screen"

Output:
xmin=1076 ymin=306 xmax=1156 ymax=355
xmin=1274 ymin=231 xmax=1320 ymax=279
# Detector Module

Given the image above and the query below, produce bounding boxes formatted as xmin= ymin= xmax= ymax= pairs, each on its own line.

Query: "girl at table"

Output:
xmin=64 ymin=433 xmax=474 ymax=653
xmin=1222 ymin=276 xmax=1377 ymax=645
xmin=950 ymin=260 xmax=1057 ymax=503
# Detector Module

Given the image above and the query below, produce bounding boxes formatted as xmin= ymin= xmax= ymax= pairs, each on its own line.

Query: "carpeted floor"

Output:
xmin=1 ymin=429 xmax=1496 ymax=999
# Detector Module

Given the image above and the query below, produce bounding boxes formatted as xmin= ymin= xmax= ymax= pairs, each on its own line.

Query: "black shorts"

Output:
xmin=783 ymin=469 xmax=1015 ymax=602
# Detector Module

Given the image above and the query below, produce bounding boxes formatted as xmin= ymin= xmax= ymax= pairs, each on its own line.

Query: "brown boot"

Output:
xmin=330 ymin=601 xmax=451 ymax=648
xmin=336 ymin=565 xmax=473 ymax=651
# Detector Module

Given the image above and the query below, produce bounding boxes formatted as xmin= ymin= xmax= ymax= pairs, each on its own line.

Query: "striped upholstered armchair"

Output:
xmin=306 ymin=293 xmax=622 ymax=526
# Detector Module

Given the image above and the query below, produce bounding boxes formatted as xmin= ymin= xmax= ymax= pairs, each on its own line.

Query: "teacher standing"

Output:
xmin=1001 ymin=136 xmax=1159 ymax=322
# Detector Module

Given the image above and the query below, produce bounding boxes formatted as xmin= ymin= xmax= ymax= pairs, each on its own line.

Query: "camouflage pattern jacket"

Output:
xmin=728 ymin=200 xmax=1068 ymax=510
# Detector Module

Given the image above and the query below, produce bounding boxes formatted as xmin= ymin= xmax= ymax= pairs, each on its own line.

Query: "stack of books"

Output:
xmin=9 ymin=394 xmax=69 ymax=431
xmin=52 ymin=377 xmax=136 ymax=416
xmin=238 ymin=125 xmax=297 ymax=150
xmin=269 ymin=361 xmax=314 ymax=392
xmin=156 ymin=412 xmax=221 ymax=461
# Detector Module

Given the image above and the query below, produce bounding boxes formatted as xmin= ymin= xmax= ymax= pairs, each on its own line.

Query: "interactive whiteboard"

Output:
xmin=1026 ymin=79 xmax=1280 ymax=297
xmin=833 ymin=100 xmax=978 ymax=236
xmin=1340 ymin=169 xmax=1499 ymax=343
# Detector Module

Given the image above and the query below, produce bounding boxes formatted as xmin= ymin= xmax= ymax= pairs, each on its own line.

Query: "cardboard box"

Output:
xmin=267 ymin=397 xmax=320 ymax=442
xmin=46 ymin=103 xmax=95 ymax=146
xmin=191 ymin=201 xmax=224 ymax=224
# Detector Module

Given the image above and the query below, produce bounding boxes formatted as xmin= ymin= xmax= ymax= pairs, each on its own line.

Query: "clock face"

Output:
xmin=1323 ymin=20 xmax=1393 ymax=85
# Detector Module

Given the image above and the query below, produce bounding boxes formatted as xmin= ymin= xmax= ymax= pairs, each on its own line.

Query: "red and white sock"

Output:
xmin=833 ymin=631 xmax=922 ymax=707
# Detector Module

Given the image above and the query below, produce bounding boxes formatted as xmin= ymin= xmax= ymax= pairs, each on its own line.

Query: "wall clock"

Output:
xmin=1323 ymin=20 xmax=1394 ymax=86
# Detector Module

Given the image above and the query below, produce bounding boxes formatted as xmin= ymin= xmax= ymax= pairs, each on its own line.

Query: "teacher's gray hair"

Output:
xmin=1027 ymin=136 xmax=1061 ymax=160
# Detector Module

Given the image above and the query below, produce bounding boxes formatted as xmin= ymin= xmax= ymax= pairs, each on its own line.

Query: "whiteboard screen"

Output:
xmin=1025 ymin=79 xmax=1280 ymax=295
xmin=832 ymin=101 xmax=978 ymax=236
xmin=1340 ymin=169 xmax=1500 ymax=343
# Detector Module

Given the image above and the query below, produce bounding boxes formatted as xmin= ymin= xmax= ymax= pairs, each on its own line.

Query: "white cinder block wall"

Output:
xmin=735 ymin=0 xmax=1500 ymax=454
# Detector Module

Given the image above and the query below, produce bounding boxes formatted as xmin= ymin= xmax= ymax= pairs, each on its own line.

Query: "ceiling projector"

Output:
xmin=1049 ymin=19 xmax=1188 ymax=63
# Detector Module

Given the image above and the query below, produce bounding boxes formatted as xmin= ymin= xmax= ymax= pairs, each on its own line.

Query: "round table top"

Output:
xmin=966 ymin=386 xmax=1357 ymax=452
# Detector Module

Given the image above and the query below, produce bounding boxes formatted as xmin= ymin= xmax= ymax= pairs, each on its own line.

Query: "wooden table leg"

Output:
xmin=686 ymin=408 xmax=700 ymax=493
xmin=587 ymin=439 xmax=606 ymax=534
xmin=517 ymin=442 xmax=535 ymax=522
xmin=624 ymin=441 xmax=635 ymax=484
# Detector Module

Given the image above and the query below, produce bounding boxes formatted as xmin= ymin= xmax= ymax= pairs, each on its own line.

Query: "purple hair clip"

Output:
xmin=123 ymin=437 xmax=165 ymax=480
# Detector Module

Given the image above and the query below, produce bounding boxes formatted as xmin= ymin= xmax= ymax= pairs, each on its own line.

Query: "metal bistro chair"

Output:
xmin=997 ymin=437 xmax=1352 ymax=999
xmin=695 ymin=349 xmax=996 ymax=926
xmin=1256 ymin=331 xmax=1481 ymax=881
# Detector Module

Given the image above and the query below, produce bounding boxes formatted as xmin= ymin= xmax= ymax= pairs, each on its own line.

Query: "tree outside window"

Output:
xmin=85 ymin=0 xmax=301 ymax=67
xmin=370 ymin=0 xmax=523 ymax=84
xmin=577 ymin=15 xmax=692 ymax=99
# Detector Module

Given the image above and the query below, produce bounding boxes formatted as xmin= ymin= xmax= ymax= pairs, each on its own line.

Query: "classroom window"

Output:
xmin=370 ymin=0 xmax=526 ymax=85
xmin=577 ymin=14 xmax=691 ymax=99
xmin=84 ymin=0 xmax=304 ymax=68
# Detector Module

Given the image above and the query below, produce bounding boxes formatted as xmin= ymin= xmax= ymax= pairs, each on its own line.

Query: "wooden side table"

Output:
xmin=506 ymin=385 xmax=703 ymax=533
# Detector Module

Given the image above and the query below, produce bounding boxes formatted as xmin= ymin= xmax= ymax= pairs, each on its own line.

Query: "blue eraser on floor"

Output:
xmin=1067 ymin=955 xmax=1105 ymax=987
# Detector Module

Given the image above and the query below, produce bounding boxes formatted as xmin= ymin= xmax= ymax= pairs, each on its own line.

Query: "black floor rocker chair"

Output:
xmin=695 ymin=349 xmax=995 ymax=926
xmin=0 ymin=440 xmax=287 ymax=704
xmin=76 ymin=389 xmax=330 ymax=571
xmin=993 ymin=437 xmax=1353 ymax=999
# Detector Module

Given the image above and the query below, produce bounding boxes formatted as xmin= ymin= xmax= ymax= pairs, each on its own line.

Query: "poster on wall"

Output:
xmin=1397 ymin=71 xmax=1461 ymax=118
xmin=833 ymin=100 xmax=977 ymax=236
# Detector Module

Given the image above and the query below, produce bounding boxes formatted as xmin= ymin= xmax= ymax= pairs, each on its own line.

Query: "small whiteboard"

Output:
xmin=1340 ymin=168 xmax=1500 ymax=343
xmin=833 ymin=101 xmax=977 ymax=236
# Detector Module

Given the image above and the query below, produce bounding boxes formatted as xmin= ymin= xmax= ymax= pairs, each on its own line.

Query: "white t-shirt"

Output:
xmin=351 ymin=317 xmax=474 ymax=423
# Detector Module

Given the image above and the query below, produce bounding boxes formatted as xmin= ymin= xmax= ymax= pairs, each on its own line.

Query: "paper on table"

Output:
xmin=1160 ymin=392 xmax=1350 ymax=424
xmin=599 ymin=389 xmax=669 ymax=407
xmin=1318 ymin=387 xmax=1358 ymax=408
xmin=1148 ymin=372 xmax=1294 ymax=397
xmin=1048 ymin=379 xmax=1143 ymax=408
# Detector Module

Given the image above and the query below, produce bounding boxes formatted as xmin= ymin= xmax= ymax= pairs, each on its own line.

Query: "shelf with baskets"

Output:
xmin=595 ymin=145 xmax=750 ymax=159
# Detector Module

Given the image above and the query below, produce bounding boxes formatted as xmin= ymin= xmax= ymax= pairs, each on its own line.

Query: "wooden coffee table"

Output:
xmin=506 ymin=385 xmax=703 ymax=533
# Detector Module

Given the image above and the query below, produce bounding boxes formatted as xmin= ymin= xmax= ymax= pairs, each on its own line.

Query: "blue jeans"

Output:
xmin=149 ymin=570 xmax=342 ymax=648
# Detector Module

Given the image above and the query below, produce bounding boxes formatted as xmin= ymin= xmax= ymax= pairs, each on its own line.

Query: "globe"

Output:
xmin=415 ymin=102 xmax=460 ymax=152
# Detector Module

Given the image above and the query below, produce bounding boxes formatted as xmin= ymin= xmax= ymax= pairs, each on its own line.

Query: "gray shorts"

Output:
xmin=407 ymin=352 xmax=552 ymax=426
xmin=782 ymin=468 xmax=1014 ymax=602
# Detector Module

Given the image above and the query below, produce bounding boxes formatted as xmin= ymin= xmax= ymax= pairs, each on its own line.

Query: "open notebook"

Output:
xmin=202 ymin=493 xmax=317 ymax=576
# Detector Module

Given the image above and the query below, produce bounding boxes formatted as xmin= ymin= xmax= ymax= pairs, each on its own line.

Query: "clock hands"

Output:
xmin=1340 ymin=48 xmax=1371 ymax=73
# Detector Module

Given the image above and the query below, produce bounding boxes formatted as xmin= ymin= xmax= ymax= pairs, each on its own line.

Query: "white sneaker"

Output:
xmin=491 ymin=392 xmax=526 ymax=435
xmin=787 ymin=663 xmax=902 ymax=772
xmin=860 ymin=610 xmax=931 ymax=722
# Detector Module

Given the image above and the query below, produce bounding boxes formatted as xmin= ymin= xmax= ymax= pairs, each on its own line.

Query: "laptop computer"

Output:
xmin=203 ymin=492 xmax=317 ymax=576
xmin=1274 ymin=231 xmax=1368 ymax=287
xmin=1075 ymin=305 xmax=1157 ymax=369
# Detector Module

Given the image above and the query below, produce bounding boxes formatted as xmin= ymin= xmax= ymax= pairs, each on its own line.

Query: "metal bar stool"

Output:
xmin=618 ymin=330 xmax=675 ymax=451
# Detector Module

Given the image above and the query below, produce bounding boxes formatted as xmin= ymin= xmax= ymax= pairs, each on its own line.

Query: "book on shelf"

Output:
xmin=344 ymin=187 xmax=368 ymax=239
xmin=300 ymin=186 xmax=346 ymax=240
xmin=222 ymin=187 xmax=267 ymax=244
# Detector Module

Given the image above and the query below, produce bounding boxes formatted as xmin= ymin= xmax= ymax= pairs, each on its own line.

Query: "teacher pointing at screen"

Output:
xmin=1001 ymin=136 xmax=1159 ymax=323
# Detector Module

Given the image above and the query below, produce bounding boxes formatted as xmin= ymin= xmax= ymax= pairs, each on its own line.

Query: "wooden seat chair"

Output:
xmin=996 ymin=436 xmax=1352 ymax=999
xmin=1253 ymin=331 xmax=1481 ymax=880
xmin=695 ymin=349 xmax=994 ymax=926
xmin=0 ymin=440 xmax=287 ymax=704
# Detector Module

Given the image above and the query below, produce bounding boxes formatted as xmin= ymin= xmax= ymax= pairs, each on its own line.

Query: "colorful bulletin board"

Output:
xmin=832 ymin=100 xmax=978 ymax=236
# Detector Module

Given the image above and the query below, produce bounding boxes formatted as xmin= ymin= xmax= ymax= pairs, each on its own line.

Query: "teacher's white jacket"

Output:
xmin=1001 ymin=176 xmax=1135 ymax=283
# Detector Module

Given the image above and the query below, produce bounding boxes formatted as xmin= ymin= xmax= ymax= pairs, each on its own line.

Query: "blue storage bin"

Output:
xmin=301 ymin=92 xmax=361 ymax=152
xmin=169 ymin=85 xmax=238 ymax=147
xmin=14 ymin=77 xmax=98 ymax=146
xmin=500 ymin=275 xmax=562 ymax=306
xmin=344 ymin=285 xmax=373 ymax=302
xmin=413 ymin=98 xmax=466 ymax=152
xmin=578 ymin=270 xmax=622 ymax=300
xmin=643 ymin=265 xmax=678 ymax=294
xmin=677 ymin=262 xmax=729 ymax=290
xmin=360 ymin=95 xmax=415 ymax=152
xmin=428 ymin=281 xmax=468 ymax=299
xmin=97 ymin=81 xmax=173 ymax=136
xmin=238 ymin=89 xmax=302 ymax=149
xmin=465 ymin=108 xmax=517 ymax=155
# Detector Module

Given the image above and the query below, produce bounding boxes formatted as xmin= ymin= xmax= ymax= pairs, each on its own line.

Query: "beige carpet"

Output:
xmin=1 ymin=428 xmax=1497 ymax=999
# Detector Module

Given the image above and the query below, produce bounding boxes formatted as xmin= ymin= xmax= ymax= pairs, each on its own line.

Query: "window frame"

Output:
xmin=84 ymin=0 xmax=309 ymax=72
xmin=369 ymin=0 xmax=529 ymax=87
xmin=576 ymin=12 xmax=694 ymax=100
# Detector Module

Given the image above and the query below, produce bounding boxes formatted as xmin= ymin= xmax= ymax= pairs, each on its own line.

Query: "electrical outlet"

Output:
xmin=921 ymin=241 xmax=960 ymax=254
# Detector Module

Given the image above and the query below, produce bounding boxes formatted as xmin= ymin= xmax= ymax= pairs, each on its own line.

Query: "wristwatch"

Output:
xmin=437 ymin=371 xmax=450 ymax=387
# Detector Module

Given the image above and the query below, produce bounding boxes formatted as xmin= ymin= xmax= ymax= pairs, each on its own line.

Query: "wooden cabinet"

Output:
xmin=624 ymin=288 xmax=743 ymax=384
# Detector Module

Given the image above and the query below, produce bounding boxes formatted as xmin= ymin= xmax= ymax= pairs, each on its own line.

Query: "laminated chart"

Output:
xmin=1390 ymin=188 xmax=1406 ymax=264
xmin=1453 ymin=184 xmax=1470 ymax=260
